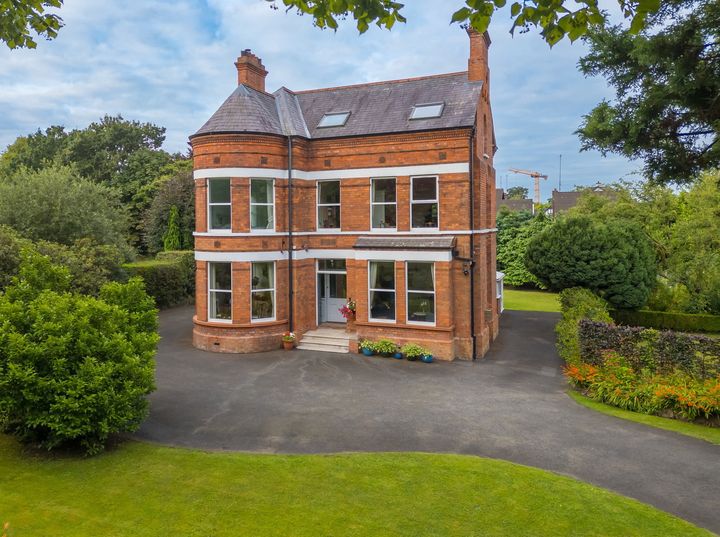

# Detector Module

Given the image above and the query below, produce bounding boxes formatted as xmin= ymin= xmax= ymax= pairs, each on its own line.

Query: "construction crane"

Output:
xmin=508 ymin=168 xmax=548 ymax=205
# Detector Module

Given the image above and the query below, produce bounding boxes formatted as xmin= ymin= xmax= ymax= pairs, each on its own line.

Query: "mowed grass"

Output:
xmin=568 ymin=391 xmax=720 ymax=445
xmin=0 ymin=435 xmax=712 ymax=537
xmin=504 ymin=288 xmax=561 ymax=312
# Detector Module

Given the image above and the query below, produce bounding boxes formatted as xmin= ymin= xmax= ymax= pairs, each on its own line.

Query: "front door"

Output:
xmin=318 ymin=272 xmax=347 ymax=323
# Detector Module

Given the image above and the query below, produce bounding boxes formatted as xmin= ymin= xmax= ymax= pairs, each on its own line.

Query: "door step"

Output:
xmin=297 ymin=328 xmax=350 ymax=354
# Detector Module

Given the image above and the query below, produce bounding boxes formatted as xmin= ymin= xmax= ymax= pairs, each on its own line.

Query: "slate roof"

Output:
xmin=354 ymin=236 xmax=456 ymax=250
xmin=192 ymin=72 xmax=482 ymax=139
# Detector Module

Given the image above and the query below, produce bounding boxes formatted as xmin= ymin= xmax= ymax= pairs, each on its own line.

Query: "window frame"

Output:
xmin=410 ymin=175 xmax=439 ymax=231
xmin=208 ymin=261 xmax=232 ymax=323
xmin=207 ymin=177 xmax=232 ymax=232
xmin=249 ymin=178 xmax=275 ymax=233
xmin=368 ymin=260 xmax=396 ymax=323
xmin=316 ymin=179 xmax=341 ymax=231
xmin=370 ymin=177 xmax=398 ymax=231
xmin=317 ymin=111 xmax=351 ymax=128
xmin=409 ymin=102 xmax=445 ymax=120
xmin=405 ymin=262 xmax=436 ymax=326
xmin=250 ymin=261 xmax=276 ymax=323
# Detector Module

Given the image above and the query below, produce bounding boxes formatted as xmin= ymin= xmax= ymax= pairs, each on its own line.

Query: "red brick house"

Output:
xmin=190 ymin=29 xmax=499 ymax=360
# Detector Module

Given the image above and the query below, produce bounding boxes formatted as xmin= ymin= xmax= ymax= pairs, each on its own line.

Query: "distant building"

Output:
xmin=551 ymin=182 xmax=615 ymax=215
xmin=496 ymin=189 xmax=534 ymax=214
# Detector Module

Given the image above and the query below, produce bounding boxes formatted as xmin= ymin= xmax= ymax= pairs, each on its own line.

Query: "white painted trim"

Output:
xmin=195 ymin=248 xmax=452 ymax=263
xmin=194 ymin=162 xmax=469 ymax=181
xmin=208 ymin=261 xmax=233 ymax=323
xmin=250 ymin=178 xmax=275 ymax=232
xmin=410 ymin=175 xmax=439 ymax=231
xmin=370 ymin=177 xmax=397 ymax=231
xmin=250 ymin=261 xmax=276 ymax=323
xmin=194 ymin=229 xmax=497 ymax=237
xmin=316 ymin=179 xmax=341 ymax=231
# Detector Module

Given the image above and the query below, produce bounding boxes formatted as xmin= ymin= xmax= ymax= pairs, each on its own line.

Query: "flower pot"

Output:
xmin=421 ymin=354 xmax=434 ymax=363
xmin=361 ymin=348 xmax=374 ymax=356
xmin=393 ymin=352 xmax=403 ymax=360
xmin=283 ymin=340 xmax=294 ymax=350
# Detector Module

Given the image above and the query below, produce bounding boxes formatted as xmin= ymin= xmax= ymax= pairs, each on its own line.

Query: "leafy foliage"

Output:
xmin=569 ymin=172 xmax=720 ymax=314
xmin=0 ymin=0 xmax=63 ymax=49
xmin=526 ymin=215 xmax=657 ymax=309
xmin=576 ymin=0 xmax=720 ymax=184
xmin=0 ymin=252 xmax=158 ymax=454
xmin=611 ymin=309 xmax=720 ymax=334
xmin=163 ymin=206 xmax=182 ymax=251
xmin=555 ymin=287 xmax=613 ymax=365
xmin=269 ymin=0 xmax=664 ymax=45
xmin=506 ymin=186 xmax=529 ymax=199
xmin=123 ymin=254 xmax=194 ymax=309
xmin=578 ymin=320 xmax=720 ymax=379
xmin=143 ymin=161 xmax=194 ymax=254
xmin=496 ymin=210 xmax=550 ymax=287
xmin=372 ymin=338 xmax=397 ymax=354
xmin=0 ymin=165 xmax=130 ymax=251
xmin=566 ymin=357 xmax=720 ymax=421
xmin=0 ymin=226 xmax=31 ymax=290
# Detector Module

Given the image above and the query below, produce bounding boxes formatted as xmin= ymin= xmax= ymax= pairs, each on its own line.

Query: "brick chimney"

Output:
xmin=235 ymin=49 xmax=268 ymax=92
xmin=467 ymin=28 xmax=491 ymax=85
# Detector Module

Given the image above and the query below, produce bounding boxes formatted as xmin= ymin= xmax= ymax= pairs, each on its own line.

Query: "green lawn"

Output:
xmin=504 ymin=288 xmax=561 ymax=312
xmin=568 ymin=391 xmax=720 ymax=445
xmin=0 ymin=435 xmax=712 ymax=536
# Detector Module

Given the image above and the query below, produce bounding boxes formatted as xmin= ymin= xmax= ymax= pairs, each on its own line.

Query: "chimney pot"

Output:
xmin=235 ymin=49 xmax=268 ymax=92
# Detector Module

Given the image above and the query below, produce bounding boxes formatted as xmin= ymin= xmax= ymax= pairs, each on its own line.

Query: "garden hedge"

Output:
xmin=123 ymin=251 xmax=194 ymax=309
xmin=578 ymin=320 xmax=720 ymax=380
xmin=611 ymin=309 xmax=720 ymax=333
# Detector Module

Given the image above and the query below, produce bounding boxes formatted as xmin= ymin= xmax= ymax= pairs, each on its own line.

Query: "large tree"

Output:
xmin=576 ymin=0 xmax=720 ymax=184
xmin=525 ymin=215 xmax=657 ymax=309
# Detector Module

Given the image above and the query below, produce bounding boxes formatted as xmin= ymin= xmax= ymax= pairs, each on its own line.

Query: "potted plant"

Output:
xmin=373 ymin=338 xmax=397 ymax=357
xmin=421 ymin=352 xmax=434 ymax=363
xmin=400 ymin=343 xmax=425 ymax=362
xmin=339 ymin=298 xmax=357 ymax=332
xmin=282 ymin=332 xmax=296 ymax=350
xmin=359 ymin=339 xmax=374 ymax=356
xmin=393 ymin=348 xmax=403 ymax=359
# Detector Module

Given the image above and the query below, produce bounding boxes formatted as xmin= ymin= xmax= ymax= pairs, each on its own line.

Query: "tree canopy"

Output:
xmin=576 ymin=0 xmax=720 ymax=184
xmin=525 ymin=215 xmax=657 ymax=309
xmin=0 ymin=0 xmax=62 ymax=49
xmin=506 ymin=186 xmax=529 ymax=199
xmin=269 ymin=0 xmax=665 ymax=46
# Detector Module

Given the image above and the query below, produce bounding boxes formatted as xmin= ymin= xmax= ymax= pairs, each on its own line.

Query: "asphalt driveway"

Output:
xmin=137 ymin=306 xmax=720 ymax=534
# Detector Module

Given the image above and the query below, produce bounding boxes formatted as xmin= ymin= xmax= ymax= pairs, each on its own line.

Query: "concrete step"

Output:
xmin=301 ymin=333 xmax=350 ymax=346
xmin=296 ymin=342 xmax=350 ymax=354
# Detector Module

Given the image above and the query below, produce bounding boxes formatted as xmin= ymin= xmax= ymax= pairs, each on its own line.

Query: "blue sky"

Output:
xmin=0 ymin=0 xmax=640 ymax=200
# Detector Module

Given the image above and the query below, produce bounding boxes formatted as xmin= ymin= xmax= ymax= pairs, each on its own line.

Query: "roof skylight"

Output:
xmin=317 ymin=112 xmax=350 ymax=128
xmin=410 ymin=102 xmax=445 ymax=120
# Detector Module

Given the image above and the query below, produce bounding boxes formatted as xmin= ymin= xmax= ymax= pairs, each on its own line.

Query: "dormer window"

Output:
xmin=410 ymin=102 xmax=444 ymax=120
xmin=317 ymin=112 xmax=350 ymax=128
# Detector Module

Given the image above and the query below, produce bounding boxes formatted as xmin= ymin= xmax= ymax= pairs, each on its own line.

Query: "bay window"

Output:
xmin=407 ymin=262 xmax=435 ymax=324
xmin=251 ymin=262 xmax=275 ymax=321
xmin=411 ymin=176 xmax=438 ymax=229
xmin=371 ymin=178 xmax=397 ymax=229
xmin=208 ymin=262 xmax=232 ymax=321
xmin=251 ymin=179 xmax=274 ymax=231
xmin=208 ymin=178 xmax=231 ymax=230
xmin=317 ymin=180 xmax=340 ymax=229
xmin=369 ymin=261 xmax=395 ymax=321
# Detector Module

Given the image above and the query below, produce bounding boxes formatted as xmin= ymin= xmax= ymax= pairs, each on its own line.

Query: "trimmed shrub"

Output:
xmin=578 ymin=320 xmax=720 ymax=379
xmin=611 ymin=309 xmax=720 ymax=333
xmin=155 ymin=250 xmax=195 ymax=297
xmin=556 ymin=288 xmax=613 ymax=365
xmin=122 ymin=258 xmax=190 ymax=309
xmin=0 ymin=255 xmax=158 ymax=455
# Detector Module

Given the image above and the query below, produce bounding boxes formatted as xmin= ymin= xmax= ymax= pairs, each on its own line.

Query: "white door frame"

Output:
xmin=316 ymin=260 xmax=348 ymax=325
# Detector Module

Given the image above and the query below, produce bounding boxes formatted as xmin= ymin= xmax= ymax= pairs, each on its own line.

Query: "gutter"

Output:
xmin=287 ymin=136 xmax=294 ymax=332
xmin=468 ymin=127 xmax=477 ymax=360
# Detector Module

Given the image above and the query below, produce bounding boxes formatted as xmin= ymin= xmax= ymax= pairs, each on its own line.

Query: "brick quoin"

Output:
xmin=190 ymin=29 xmax=499 ymax=360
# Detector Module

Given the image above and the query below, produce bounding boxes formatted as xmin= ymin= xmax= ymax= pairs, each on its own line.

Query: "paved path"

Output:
xmin=138 ymin=307 xmax=720 ymax=533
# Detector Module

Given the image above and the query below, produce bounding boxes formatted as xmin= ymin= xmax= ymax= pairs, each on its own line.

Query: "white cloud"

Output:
xmin=0 ymin=0 xmax=638 ymax=196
